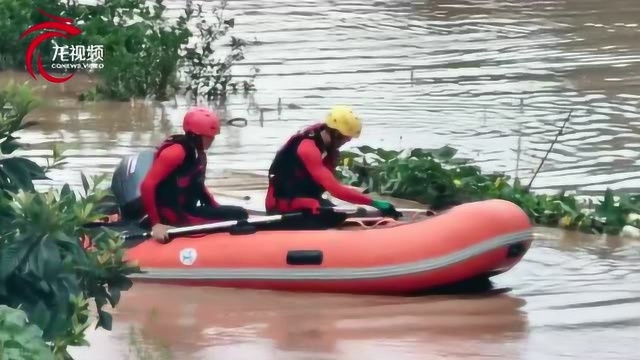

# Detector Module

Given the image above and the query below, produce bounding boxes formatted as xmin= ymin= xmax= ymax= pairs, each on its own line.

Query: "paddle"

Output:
xmin=118 ymin=204 xmax=419 ymax=243
xmin=121 ymin=212 xmax=307 ymax=242
xmin=120 ymin=206 xmax=360 ymax=242
xmin=84 ymin=205 xmax=433 ymax=235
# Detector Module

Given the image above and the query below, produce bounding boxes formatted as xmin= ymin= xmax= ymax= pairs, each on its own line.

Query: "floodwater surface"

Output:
xmin=69 ymin=228 xmax=640 ymax=360
xmin=3 ymin=0 xmax=640 ymax=359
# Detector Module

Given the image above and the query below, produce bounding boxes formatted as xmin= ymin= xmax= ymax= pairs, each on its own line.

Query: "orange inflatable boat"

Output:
xmin=119 ymin=199 xmax=533 ymax=295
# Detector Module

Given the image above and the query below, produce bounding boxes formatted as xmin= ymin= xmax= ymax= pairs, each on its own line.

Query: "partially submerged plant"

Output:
xmin=1 ymin=0 xmax=255 ymax=102
xmin=180 ymin=0 xmax=255 ymax=103
xmin=337 ymin=145 xmax=640 ymax=235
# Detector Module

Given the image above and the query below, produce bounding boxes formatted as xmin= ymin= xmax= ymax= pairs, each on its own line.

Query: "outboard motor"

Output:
xmin=110 ymin=149 xmax=155 ymax=222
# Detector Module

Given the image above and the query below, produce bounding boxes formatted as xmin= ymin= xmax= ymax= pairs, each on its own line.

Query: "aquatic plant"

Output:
xmin=0 ymin=0 xmax=255 ymax=101
xmin=1 ymin=81 xmax=140 ymax=359
xmin=179 ymin=0 xmax=256 ymax=102
xmin=336 ymin=145 xmax=640 ymax=236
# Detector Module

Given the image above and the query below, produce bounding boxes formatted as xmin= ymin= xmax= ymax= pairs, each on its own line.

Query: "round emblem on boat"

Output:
xmin=179 ymin=248 xmax=197 ymax=266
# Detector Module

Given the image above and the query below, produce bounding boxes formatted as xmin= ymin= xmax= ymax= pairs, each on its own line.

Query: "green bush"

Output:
xmin=0 ymin=81 xmax=46 ymax=195
xmin=336 ymin=145 xmax=640 ymax=235
xmin=1 ymin=81 xmax=141 ymax=359
xmin=0 ymin=305 xmax=54 ymax=360
xmin=1 ymin=0 xmax=255 ymax=101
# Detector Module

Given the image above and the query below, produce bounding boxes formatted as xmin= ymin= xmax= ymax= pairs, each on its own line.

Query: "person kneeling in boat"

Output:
xmin=141 ymin=107 xmax=248 ymax=243
xmin=265 ymin=105 xmax=398 ymax=217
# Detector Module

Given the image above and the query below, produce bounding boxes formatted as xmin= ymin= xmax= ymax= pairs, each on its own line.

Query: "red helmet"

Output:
xmin=183 ymin=107 xmax=221 ymax=137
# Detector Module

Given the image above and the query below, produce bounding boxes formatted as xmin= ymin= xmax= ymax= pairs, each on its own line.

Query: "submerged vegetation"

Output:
xmin=336 ymin=145 xmax=640 ymax=236
xmin=1 ymin=81 xmax=140 ymax=358
xmin=0 ymin=0 xmax=255 ymax=102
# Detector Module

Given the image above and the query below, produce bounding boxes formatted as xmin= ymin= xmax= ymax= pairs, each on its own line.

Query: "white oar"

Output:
xmin=122 ymin=212 xmax=305 ymax=242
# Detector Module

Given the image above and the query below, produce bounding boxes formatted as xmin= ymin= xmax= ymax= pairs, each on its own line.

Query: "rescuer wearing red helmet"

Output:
xmin=140 ymin=107 xmax=248 ymax=242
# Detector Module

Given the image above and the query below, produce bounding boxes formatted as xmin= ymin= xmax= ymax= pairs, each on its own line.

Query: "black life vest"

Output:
xmin=154 ymin=135 xmax=207 ymax=212
xmin=268 ymin=123 xmax=338 ymax=199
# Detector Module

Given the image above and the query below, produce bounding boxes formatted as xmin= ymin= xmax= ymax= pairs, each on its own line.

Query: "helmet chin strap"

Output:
xmin=185 ymin=132 xmax=204 ymax=152
xmin=322 ymin=128 xmax=340 ymax=148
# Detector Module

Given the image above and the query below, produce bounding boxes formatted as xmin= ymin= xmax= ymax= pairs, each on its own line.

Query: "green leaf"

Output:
xmin=0 ymin=305 xmax=28 ymax=327
xmin=18 ymin=157 xmax=46 ymax=179
xmin=112 ymin=274 xmax=133 ymax=291
xmin=51 ymin=230 xmax=79 ymax=246
xmin=43 ymin=239 xmax=62 ymax=280
xmin=107 ymin=287 xmax=121 ymax=307
xmin=431 ymin=145 xmax=458 ymax=161
xmin=0 ymin=138 xmax=21 ymax=155
xmin=28 ymin=301 xmax=51 ymax=336
xmin=355 ymin=145 xmax=377 ymax=154
xmin=0 ymin=306 xmax=53 ymax=360
xmin=59 ymin=274 xmax=82 ymax=298
xmin=95 ymin=292 xmax=108 ymax=310
xmin=554 ymin=200 xmax=578 ymax=217
xmin=80 ymin=172 xmax=90 ymax=195
xmin=0 ymin=242 xmax=22 ymax=281
xmin=28 ymin=239 xmax=47 ymax=280
xmin=73 ymin=338 xmax=91 ymax=347
xmin=60 ymin=184 xmax=74 ymax=202
xmin=96 ymin=309 xmax=113 ymax=331
xmin=600 ymin=188 xmax=616 ymax=213
xmin=0 ymin=157 xmax=35 ymax=191
xmin=52 ymin=143 xmax=62 ymax=162
xmin=377 ymin=148 xmax=399 ymax=161
xmin=0 ymin=348 xmax=24 ymax=360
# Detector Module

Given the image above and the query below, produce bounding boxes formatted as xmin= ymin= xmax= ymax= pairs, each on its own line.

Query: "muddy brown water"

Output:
xmin=3 ymin=0 xmax=640 ymax=358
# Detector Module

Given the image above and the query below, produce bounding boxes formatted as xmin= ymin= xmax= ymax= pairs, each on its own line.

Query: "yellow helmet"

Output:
xmin=325 ymin=105 xmax=362 ymax=138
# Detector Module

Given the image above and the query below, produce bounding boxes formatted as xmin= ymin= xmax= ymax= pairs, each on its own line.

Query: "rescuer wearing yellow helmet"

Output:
xmin=265 ymin=105 xmax=398 ymax=216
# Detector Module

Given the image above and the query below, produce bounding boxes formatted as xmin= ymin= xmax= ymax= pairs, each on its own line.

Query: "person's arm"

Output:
xmin=140 ymin=144 xmax=185 ymax=225
xmin=297 ymin=139 xmax=373 ymax=205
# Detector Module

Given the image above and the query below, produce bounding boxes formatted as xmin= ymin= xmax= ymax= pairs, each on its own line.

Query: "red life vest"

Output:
xmin=268 ymin=123 xmax=339 ymax=200
xmin=153 ymin=135 xmax=207 ymax=212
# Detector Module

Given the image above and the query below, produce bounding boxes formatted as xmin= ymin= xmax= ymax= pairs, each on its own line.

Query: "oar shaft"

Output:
xmin=166 ymin=214 xmax=287 ymax=237
xmin=121 ymin=212 xmax=305 ymax=241
xmin=120 ymin=206 xmax=432 ymax=242
xmin=334 ymin=206 xmax=434 ymax=214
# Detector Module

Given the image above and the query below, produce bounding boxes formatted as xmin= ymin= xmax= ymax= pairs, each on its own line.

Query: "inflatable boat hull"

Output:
xmin=124 ymin=199 xmax=533 ymax=295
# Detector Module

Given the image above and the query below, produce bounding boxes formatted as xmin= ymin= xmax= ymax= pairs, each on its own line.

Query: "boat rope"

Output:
xmin=343 ymin=217 xmax=400 ymax=228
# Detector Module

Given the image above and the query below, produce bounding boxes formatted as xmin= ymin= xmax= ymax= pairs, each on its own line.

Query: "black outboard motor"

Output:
xmin=110 ymin=149 xmax=155 ymax=222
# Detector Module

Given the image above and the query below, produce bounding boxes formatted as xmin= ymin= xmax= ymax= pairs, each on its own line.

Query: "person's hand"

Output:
xmin=151 ymin=223 xmax=174 ymax=243
xmin=371 ymin=200 xmax=400 ymax=218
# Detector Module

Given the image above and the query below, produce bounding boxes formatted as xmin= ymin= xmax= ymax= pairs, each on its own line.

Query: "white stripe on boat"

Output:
xmin=129 ymin=229 xmax=533 ymax=281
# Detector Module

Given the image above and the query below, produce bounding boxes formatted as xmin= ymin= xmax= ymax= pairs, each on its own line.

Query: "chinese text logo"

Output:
xmin=19 ymin=9 xmax=104 ymax=84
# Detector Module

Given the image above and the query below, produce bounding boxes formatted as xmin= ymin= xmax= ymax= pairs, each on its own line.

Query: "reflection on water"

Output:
xmin=4 ymin=0 xmax=640 ymax=358
xmin=72 ymin=282 xmax=530 ymax=360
